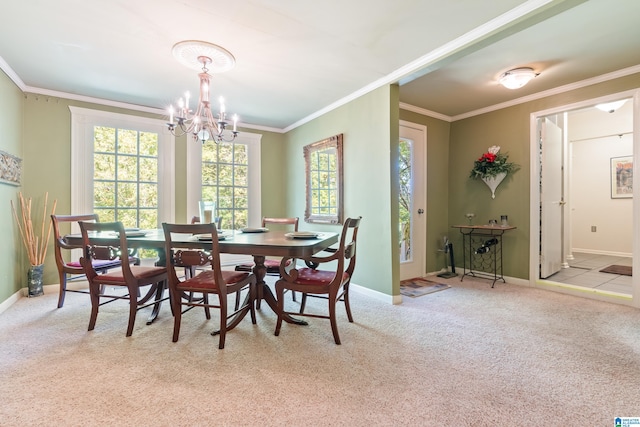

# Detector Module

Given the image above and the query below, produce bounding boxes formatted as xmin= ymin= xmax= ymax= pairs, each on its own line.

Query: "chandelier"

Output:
xmin=167 ymin=41 xmax=239 ymax=144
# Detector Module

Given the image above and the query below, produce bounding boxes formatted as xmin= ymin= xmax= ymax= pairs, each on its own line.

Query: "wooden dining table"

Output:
xmin=64 ymin=228 xmax=339 ymax=327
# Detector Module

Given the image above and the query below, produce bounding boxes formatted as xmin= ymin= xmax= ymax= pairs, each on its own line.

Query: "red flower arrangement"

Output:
xmin=469 ymin=146 xmax=518 ymax=179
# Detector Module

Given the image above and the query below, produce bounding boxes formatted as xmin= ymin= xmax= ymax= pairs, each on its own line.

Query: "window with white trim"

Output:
xmin=186 ymin=132 xmax=262 ymax=229
xmin=70 ymin=107 xmax=175 ymax=227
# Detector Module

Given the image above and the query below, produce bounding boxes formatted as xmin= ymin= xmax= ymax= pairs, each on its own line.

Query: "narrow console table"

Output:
xmin=452 ymin=224 xmax=516 ymax=287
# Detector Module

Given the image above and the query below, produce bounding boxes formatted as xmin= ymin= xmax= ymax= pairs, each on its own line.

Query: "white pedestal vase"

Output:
xmin=481 ymin=172 xmax=507 ymax=199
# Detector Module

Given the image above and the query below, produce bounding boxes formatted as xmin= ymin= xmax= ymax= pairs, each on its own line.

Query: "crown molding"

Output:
xmin=399 ymin=103 xmax=452 ymax=122
xmin=0 ymin=55 xmax=25 ymax=90
xmin=400 ymin=64 xmax=640 ymax=122
xmin=451 ymin=64 xmax=640 ymax=121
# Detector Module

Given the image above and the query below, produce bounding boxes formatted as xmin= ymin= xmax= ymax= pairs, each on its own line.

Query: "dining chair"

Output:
xmin=274 ymin=216 xmax=362 ymax=345
xmin=163 ymin=222 xmax=257 ymax=349
xmin=51 ymin=214 xmax=137 ymax=308
xmin=79 ymin=221 xmax=167 ymax=337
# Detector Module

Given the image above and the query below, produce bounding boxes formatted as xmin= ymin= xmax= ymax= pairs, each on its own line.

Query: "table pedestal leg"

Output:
xmin=252 ymin=255 xmax=307 ymax=326
xmin=146 ymin=281 xmax=167 ymax=325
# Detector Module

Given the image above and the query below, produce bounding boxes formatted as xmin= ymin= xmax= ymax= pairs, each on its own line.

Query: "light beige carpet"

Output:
xmin=1 ymin=276 xmax=640 ymax=426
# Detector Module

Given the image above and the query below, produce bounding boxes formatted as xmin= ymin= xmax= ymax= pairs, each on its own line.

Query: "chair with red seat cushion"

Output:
xmin=163 ymin=222 xmax=257 ymax=349
xmin=51 ymin=214 xmax=138 ymax=308
xmin=274 ymin=216 xmax=362 ymax=345
xmin=79 ymin=221 xmax=167 ymax=337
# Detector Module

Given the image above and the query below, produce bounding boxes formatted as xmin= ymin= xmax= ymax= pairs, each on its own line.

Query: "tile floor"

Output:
xmin=546 ymin=252 xmax=632 ymax=294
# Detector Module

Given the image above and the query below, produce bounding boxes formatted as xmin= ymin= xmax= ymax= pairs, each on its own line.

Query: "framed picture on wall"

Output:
xmin=611 ymin=156 xmax=633 ymax=199
xmin=0 ymin=150 xmax=22 ymax=186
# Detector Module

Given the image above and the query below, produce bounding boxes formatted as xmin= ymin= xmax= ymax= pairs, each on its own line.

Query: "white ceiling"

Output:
xmin=1 ymin=0 xmax=638 ymax=130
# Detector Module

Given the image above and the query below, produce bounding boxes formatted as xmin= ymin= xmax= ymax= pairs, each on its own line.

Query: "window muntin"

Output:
xmin=202 ymin=141 xmax=250 ymax=229
xmin=93 ymin=126 xmax=159 ymax=229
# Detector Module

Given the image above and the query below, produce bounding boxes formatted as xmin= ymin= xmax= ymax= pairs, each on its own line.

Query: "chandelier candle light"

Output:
xmin=167 ymin=41 xmax=239 ymax=144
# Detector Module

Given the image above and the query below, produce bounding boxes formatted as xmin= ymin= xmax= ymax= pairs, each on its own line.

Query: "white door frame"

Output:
xmin=529 ymin=89 xmax=640 ymax=308
xmin=399 ymin=120 xmax=427 ymax=280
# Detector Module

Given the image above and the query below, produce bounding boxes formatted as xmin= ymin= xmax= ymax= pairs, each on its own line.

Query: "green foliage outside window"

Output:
xmin=202 ymin=141 xmax=249 ymax=230
xmin=93 ymin=126 xmax=159 ymax=258
xmin=309 ymin=148 xmax=337 ymax=216
xmin=399 ymin=139 xmax=412 ymax=261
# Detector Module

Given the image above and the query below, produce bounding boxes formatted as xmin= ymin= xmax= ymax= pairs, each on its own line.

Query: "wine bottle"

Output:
xmin=475 ymin=246 xmax=490 ymax=254
xmin=483 ymin=238 xmax=498 ymax=247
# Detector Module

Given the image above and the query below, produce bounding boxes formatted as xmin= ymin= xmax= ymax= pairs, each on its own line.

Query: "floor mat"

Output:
xmin=599 ymin=265 xmax=632 ymax=276
xmin=400 ymin=277 xmax=451 ymax=298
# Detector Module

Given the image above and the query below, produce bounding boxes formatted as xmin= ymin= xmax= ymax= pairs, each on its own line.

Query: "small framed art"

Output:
xmin=0 ymin=150 xmax=22 ymax=186
xmin=611 ymin=156 xmax=632 ymax=199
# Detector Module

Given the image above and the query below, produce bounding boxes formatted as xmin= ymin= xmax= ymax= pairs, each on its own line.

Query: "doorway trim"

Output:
xmin=529 ymin=89 xmax=640 ymax=308
xmin=399 ymin=120 xmax=427 ymax=281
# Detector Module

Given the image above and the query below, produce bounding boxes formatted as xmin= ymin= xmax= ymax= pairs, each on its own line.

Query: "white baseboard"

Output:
xmin=0 ymin=289 xmax=22 ymax=315
xmin=351 ymin=282 xmax=401 ymax=305
xmin=571 ymin=248 xmax=632 ymax=258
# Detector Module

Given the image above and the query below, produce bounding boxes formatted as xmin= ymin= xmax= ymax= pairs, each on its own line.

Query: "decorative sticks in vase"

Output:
xmin=11 ymin=192 xmax=57 ymax=266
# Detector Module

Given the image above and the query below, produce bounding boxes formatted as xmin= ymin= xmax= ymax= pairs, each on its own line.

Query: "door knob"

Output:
xmin=417 ymin=209 xmax=424 ymax=214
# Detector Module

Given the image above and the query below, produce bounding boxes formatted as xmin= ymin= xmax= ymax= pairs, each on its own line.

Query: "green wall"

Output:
xmin=449 ymin=72 xmax=640 ymax=279
xmin=284 ymin=85 xmax=398 ymax=296
xmin=0 ymin=71 xmax=24 ymax=302
xmin=257 ymin=129 xmax=289 ymax=218
xmin=398 ymin=110 xmax=451 ymax=274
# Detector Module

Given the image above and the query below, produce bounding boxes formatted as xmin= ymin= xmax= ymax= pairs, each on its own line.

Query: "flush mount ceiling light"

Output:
xmin=499 ymin=67 xmax=538 ymax=90
xmin=595 ymin=99 xmax=628 ymax=113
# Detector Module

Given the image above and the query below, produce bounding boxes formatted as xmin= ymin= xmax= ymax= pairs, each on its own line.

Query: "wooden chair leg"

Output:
xmin=234 ymin=290 xmax=241 ymax=311
xmin=218 ymin=296 xmax=227 ymax=349
xmin=248 ymin=284 xmax=257 ymax=324
xmin=172 ymin=295 xmax=182 ymax=342
xmin=328 ymin=294 xmax=341 ymax=345
xmin=274 ymin=283 xmax=285 ymax=337
xmin=299 ymin=293 xmax=307 ymax=314
xmin=203 ymin=293 xmax=211 ymax=319
xmin=126 ymin=286 xmax=138 ymax=337
xmin=343 ymin=284 xmax=354 ymax=322
xmin=88 ymin=284 xmax=100 ymax=332
xmin=57 ymin=272 xmax=67 ymax=308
